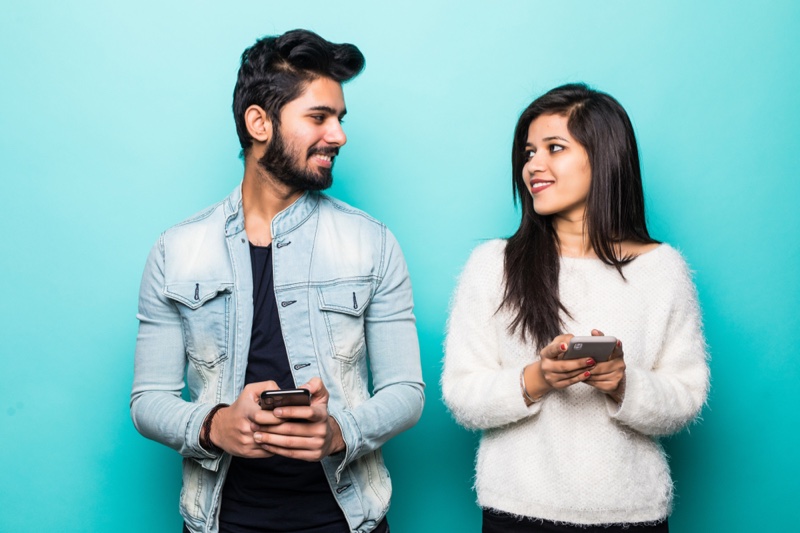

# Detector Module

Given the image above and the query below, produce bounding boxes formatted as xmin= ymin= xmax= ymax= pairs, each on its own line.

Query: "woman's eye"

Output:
xmin=550 ymin=144 xmax=564 ymax=153
xmin=310 ymin=115 xmax=324 ymax=122
xmin=526 ymin=150 xmax=536 ymax=160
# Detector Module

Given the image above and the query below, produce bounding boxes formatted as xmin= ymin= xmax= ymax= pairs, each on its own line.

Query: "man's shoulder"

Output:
xmin=162 ymin=188 xmax=239 ymax=241
xmin=157 ymin=190 xmax=238 ymax=269
xmin=318 ymin=194 xmax=385 ymax=229
xmin=167 ymin=201 xmax=224 ymax=232
xmin=156 ymin=193 xmax=236 ymax=282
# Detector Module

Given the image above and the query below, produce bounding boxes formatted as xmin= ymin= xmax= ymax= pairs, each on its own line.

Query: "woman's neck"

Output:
xmin=553 ymin=213 xmax=595 ymax=258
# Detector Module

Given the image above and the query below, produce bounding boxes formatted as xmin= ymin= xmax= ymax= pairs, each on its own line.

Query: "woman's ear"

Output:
xmin=244 ymin=105 xmax=272 ymax=143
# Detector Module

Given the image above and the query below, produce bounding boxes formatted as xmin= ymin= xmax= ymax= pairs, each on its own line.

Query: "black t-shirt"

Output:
xmin=218 ymin=243 xmax=348 ymax=533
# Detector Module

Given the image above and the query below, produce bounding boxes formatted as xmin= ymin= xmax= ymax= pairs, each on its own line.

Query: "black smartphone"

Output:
xmin=260 ymin=389 xmax=311 ymax=410
xmin=562 ymin=336 xmax=618 ymax=362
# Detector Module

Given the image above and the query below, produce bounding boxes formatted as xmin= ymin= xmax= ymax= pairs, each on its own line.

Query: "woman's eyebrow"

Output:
xmin=542 ymin=135 xmax=569 ymax=142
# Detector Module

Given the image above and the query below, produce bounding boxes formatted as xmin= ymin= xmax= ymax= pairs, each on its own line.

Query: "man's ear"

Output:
xmin=244 ymin=105 xmax=272 ymax=143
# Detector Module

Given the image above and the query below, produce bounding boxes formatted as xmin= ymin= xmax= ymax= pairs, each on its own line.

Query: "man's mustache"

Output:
xmin=308 ymin=146 xmax=340 ymax=157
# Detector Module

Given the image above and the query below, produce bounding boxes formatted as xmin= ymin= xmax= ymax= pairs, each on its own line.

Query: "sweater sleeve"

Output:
xmin=608 ymin=253 xmax=710 ymax=436
xmin=442 ymin=242 xmax=541 ymax=430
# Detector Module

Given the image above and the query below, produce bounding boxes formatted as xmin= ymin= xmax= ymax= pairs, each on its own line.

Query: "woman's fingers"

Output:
xmin=541 ymin=358 xmax=596 ymax=389
xmin=584 ymin=357 xmax=626 ymax=393
xmin=540 ymin=334 xmax=574 ymax=360
xmin=608 ymin=339 xmax=625 ymax=361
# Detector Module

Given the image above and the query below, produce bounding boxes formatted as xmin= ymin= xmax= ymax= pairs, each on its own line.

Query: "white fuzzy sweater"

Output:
xmin=442 ymin=240 xmax=709 ymax=525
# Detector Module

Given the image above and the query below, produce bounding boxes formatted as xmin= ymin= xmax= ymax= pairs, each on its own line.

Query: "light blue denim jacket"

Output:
xmin=130 ymin=185 xmax=424 ymax=533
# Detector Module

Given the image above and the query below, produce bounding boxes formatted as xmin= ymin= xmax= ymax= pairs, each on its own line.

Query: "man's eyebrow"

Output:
xmin=308 ymin=105 xmax=347 ymax=119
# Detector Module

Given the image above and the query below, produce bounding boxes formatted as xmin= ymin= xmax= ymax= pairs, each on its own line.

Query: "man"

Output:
xmin=131 ymin=30 xmax=424 ymax=533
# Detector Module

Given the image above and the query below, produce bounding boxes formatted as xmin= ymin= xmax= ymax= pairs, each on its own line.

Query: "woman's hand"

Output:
xmin=522 ymin=334 xmax=596 ymax=403
xmin=583 ymin=329 xmax=626 ymax=403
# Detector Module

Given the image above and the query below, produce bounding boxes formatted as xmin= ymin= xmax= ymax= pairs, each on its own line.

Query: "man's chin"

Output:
xmin=277 ymin=171 xmax=333 ymax=192
xmin=306 ymin=175 xmax=333 ymax=191
xmin=302 ymin=166 xmax=334 ymax=191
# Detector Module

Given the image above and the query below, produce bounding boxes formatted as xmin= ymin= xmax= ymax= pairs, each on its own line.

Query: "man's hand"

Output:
xmin=253 ymin=377 xmax=346 ymax=462
xmin=208 ymin=380 xmax=284 ymax=458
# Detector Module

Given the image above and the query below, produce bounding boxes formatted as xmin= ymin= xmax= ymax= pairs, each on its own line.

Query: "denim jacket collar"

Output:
xmin=223 ymin=185 xmax=245 ymax=237
xmin=222 ymin=185 xmax=320 ymax=238
xmin=271 ymin=191 xmax=320 ymax=238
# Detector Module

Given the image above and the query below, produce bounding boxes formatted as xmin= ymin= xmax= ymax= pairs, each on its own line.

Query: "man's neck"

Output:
xmin=241 ymin=163 xmax=304 ymax=247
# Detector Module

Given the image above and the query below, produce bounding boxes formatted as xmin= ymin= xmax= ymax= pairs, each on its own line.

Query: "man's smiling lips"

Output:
xmin=312 ymin=153 xmax=334 ymax=168
xmin=309 ymin=147 xmax=339 ymax=169
xmin=530 ymin=178 xmax=554 ymax=194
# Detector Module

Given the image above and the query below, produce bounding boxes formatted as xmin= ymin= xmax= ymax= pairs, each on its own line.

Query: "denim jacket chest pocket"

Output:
xmin=317 ymin=281 xmax=373 ymax=363
xmin=165 ymin=282 xmax=233 ymax=367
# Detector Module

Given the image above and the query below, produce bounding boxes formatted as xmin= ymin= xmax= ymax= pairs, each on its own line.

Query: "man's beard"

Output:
xmin=257 ymin=127 xmax=337 ymax=191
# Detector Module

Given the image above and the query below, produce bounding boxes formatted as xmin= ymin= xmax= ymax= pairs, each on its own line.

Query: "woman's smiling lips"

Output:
xmin=530 ymin=178 xmax=554 ymax=194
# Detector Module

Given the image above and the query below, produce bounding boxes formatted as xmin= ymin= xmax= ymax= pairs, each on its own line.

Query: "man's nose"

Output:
xmin=324 ymin=121 xmax=347 ymax=147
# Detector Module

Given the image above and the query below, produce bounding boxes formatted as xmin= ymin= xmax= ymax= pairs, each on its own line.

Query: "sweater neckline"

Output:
xmin=559 ymin=243 xmax=667 ymax=265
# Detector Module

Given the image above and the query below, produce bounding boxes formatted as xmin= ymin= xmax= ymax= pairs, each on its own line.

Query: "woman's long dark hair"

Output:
xmin=502 ymin=83 xmax=658 ymax=348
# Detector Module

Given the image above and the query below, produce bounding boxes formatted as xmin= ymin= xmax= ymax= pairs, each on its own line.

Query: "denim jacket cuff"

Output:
xmin=329 ymin=408 xmax=361 ymax=481
xmin=187 ymin=403 xmax=225 ymax=471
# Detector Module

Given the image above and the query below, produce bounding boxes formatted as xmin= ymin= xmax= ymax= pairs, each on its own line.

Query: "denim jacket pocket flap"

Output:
xmin=165 ymin=282 xmax=233 ymax=309
xmin=164 ymin=282 xmax=232 ymax=368
xmin=317 ymin=282 xmax=373 ymax=317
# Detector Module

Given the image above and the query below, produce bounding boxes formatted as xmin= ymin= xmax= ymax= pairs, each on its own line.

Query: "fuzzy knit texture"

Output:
xmin=442 ymin=240 xmax=709 ymax=526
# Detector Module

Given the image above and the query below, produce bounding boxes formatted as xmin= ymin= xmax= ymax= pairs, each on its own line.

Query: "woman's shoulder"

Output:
xmin=456 ymin=239 xmax=507 ymax=289
xmin=466 ymin=239 xmax=507 ymax=263
xmin=634 ymin=242 xmax=689 ymax=266
xmin=621 ymin=240 xmax=661 ymax=257
xmin=629 ymin=242 xmax=696 ymax=288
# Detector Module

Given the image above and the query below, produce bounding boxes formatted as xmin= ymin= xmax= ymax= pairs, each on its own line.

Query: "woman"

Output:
xmin=442 ymin=83 xmax=709 ymax=532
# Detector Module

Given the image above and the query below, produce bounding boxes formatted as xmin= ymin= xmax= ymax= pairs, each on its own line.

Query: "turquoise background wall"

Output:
xmin=1 ymin=1 xmax=798 ymax=531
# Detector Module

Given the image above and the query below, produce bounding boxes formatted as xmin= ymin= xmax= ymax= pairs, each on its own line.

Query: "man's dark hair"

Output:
xmin=233 ymin=29 xmax=365 ymax=154
xmin=503 ymin=83 xmax=659 ymax=348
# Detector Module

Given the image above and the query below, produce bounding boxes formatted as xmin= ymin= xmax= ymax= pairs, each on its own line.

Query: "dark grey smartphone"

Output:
xmin=562 ymin=336 xmax=618 ymax=362
xmin=260 ymin=389 xmax=311 ymax=410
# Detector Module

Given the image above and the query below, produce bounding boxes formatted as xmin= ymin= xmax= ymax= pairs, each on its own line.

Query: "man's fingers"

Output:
xmin=258 ymin=444 xmax=325 ymax=462
xmin=300 ymin=377 xmax=324 ymax=394
xmin=243 ymin=380 xmax=279 ymax=406
xmin=251 ymin=409 xmax=284 ymax=426
xmin=272 ymin=405 xmax=320 ymax=422
xmin=256 ymin=431 xmax=323 ymax=449
xmin=255 ymin=420 xmax=322 ymax=437
xmin=299 ymin=377 xmax=330 ymax=406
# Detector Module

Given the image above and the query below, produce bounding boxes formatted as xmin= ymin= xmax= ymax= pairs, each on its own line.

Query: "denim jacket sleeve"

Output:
xmin=329 ymin=229 xmax=425 ymax=473
xmin=130 ymin=236 xmax=223 ymax=471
